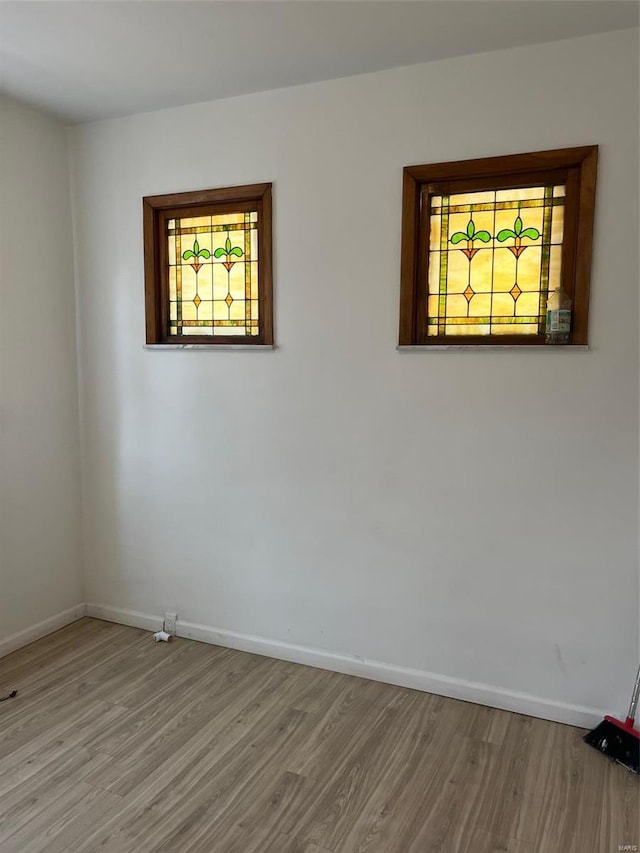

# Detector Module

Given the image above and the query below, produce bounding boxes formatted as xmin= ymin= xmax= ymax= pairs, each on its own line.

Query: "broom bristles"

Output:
xmin=584 ymin=719 xmax=639 ymax=774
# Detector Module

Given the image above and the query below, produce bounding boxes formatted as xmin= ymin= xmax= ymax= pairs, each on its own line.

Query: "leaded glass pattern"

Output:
xmin=167 ymin=211 xmax=259 ymax=337
xmin=426 ymin=185 xmax=565 ymax=337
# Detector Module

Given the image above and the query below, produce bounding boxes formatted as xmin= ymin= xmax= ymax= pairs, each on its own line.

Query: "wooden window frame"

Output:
xmin=398 ymin=147 xmax=598 ymax=346
xmin=143 ymin=183 xmax=273 ymax=346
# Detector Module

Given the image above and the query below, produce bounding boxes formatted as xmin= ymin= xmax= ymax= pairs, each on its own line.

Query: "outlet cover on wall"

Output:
xmin=163 ymin=611 xmax=178 ymax=635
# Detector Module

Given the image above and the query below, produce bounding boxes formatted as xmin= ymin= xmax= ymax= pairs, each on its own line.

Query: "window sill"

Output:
xmin=144 ymin=344 xmax=277 ymax=351
xmin=396 ymin=345 xmax=590 ymax=352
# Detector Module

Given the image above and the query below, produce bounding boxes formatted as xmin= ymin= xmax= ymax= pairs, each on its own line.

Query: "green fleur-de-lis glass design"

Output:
xmin=214 ymin=235 xmax=244 ymax=271
xmin=182 ymin=238 xmax=211 ymax=272
xmin=450 ymin=218 xmax=491 ymax=260
xmin=496 ymin=214 xmax=540 ymax=258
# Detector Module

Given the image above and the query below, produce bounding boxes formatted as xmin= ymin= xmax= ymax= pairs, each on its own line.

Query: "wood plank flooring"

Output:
xmin=0 ymin=618 xmax=637 ymax=852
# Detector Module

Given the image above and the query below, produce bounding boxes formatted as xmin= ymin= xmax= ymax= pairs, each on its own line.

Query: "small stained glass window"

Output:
xmin=399 ymin=147 xmax=598 ymax=346
xmin=143 ymin=184 xmax=273 ymax=346
xmin=427 ymin=185 xmax=564 ymax=338
xmin=168 ymin=211 xmax=259 ymax=338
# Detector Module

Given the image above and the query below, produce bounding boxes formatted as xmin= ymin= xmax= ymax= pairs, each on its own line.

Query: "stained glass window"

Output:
xmin=427 ymin=185 xmax=565 ymax=337
xmin=167 ymin=211 xmax=259 ymax=338
xmin=398 ymin=147 xmax=598 ymax=346
xmin=143 ymin=183 xmax=273 ymax=346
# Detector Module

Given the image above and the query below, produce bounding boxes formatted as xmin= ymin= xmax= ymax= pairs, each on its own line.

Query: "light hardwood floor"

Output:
xmin=0 ymin=618 xmax=637 ymax=853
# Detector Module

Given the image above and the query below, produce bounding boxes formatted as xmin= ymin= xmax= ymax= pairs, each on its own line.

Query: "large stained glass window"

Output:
xmin=398 ymin=147 xmax=598 ymax=346
xmin=427 ymin=186 xmax=565 ymax=337
xmin=143 ymin=183 xmax=273 ymax=346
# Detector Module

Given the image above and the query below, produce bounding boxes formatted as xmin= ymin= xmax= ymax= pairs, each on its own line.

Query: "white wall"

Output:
xmin=0 ymin=97 xmax=83 ymax=643
xmin=69 ymin=29 xmax=639 ymax=720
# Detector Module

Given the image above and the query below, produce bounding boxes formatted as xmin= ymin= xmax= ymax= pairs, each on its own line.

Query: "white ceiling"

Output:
xmin=1 ymin=1 xmax=638 ymax=124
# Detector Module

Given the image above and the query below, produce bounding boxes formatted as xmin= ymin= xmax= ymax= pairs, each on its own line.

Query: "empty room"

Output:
xmin=1 ymin=1 xmax=639 ymax=851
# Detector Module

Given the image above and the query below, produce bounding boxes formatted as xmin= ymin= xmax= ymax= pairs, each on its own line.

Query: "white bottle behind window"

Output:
xmin=545 ymin=286 xmax=572 ymax=344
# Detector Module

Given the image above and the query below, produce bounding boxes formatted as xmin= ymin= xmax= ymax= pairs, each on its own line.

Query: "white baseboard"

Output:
xmin=0 ymin=603 xmax=87 ymax=660
xmin=85 ymin=603 xmax=163 ymax=633
xmin=84 ymin=603 xmax=605 ymax=729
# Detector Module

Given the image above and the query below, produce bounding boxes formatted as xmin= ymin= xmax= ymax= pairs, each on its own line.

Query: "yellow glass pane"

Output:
xmin=181 ymin=301 xmax=197 ymax=321
xmin=428 ymin=253 xmax=441 ymax=295
xmin=193 ymin=263 xmax=212 ymax=291
xmin=212 ymin=212 xmax=249 ymax=227
xmin=523 ymin=206 xmax=543 ymax=236
xmin=212 ymin=265 xmax=229 ymax=300
xmin=446 ymin=323 xmax=490 ymax=336
xmin=515 ymin=292 xmax=540 ymax=316
xmin=181 ymin=326 xmax=211 ymax=336
xmin=169 ymin=267 xmax=176 ymax=301
xmin=178 ymin=215 xmax=210 ymax=230
xmin=218 ymin=326 xmax=247 ymax=336
xmin=228 ymin=263 xmax=246 ymax=299
xmin=196 ymin=300 xmax=213 ymax=321
xmin=229 ymin=299 xmax=247 ymax=321
xmin=549 ymin=246 xmax=563 ymax=289
xmin=553 ymin=185 xmax=566 ymax=197
xmin=250 ymin=263 xmax=259 ymax=301
xmin=493 ymin=207 xmax=514 ymax=238
xmin=468 ymin=250 xmax=492 ymax=292
xmin=469 ymin=293 xmax=492 ymax=316
xmin=492 ymin=293 xmax=515 ymax=317
xmin=492 ymin=249 xmax=516 ymax=292
xmin=445 ymin=251 xmax=471 ymax=294
xmin=446 ymin=295 xmax=470 ymax=318
xmin=515 ymin=246 xmax=542 ymax=290
xmin=430 ymin=214 xmax=442 ymax=250
xmin=180 ymin=266 xmax=198 ymax=303
xmin=496 ymin=186 xmax=545 ymax=202
xmin=550 ymin=204 xmax=564 ymax=245
xmin=448 ymin=190 xmax=495 ymax=207
xmin=491 ymin=323 xmax=538 ymax=335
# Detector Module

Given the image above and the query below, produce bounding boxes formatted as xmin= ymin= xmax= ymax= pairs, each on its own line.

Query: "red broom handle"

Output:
xmin=624 ymin=665 xmax=640 ymax=727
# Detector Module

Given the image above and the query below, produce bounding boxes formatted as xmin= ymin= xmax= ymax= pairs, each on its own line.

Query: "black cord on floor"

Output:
xmin=0 ymin=691 xmax=17 ymax=702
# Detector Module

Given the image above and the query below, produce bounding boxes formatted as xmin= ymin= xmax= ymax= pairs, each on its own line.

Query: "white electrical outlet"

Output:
xmin=163 ymin=611 xmax=178 ymax=635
